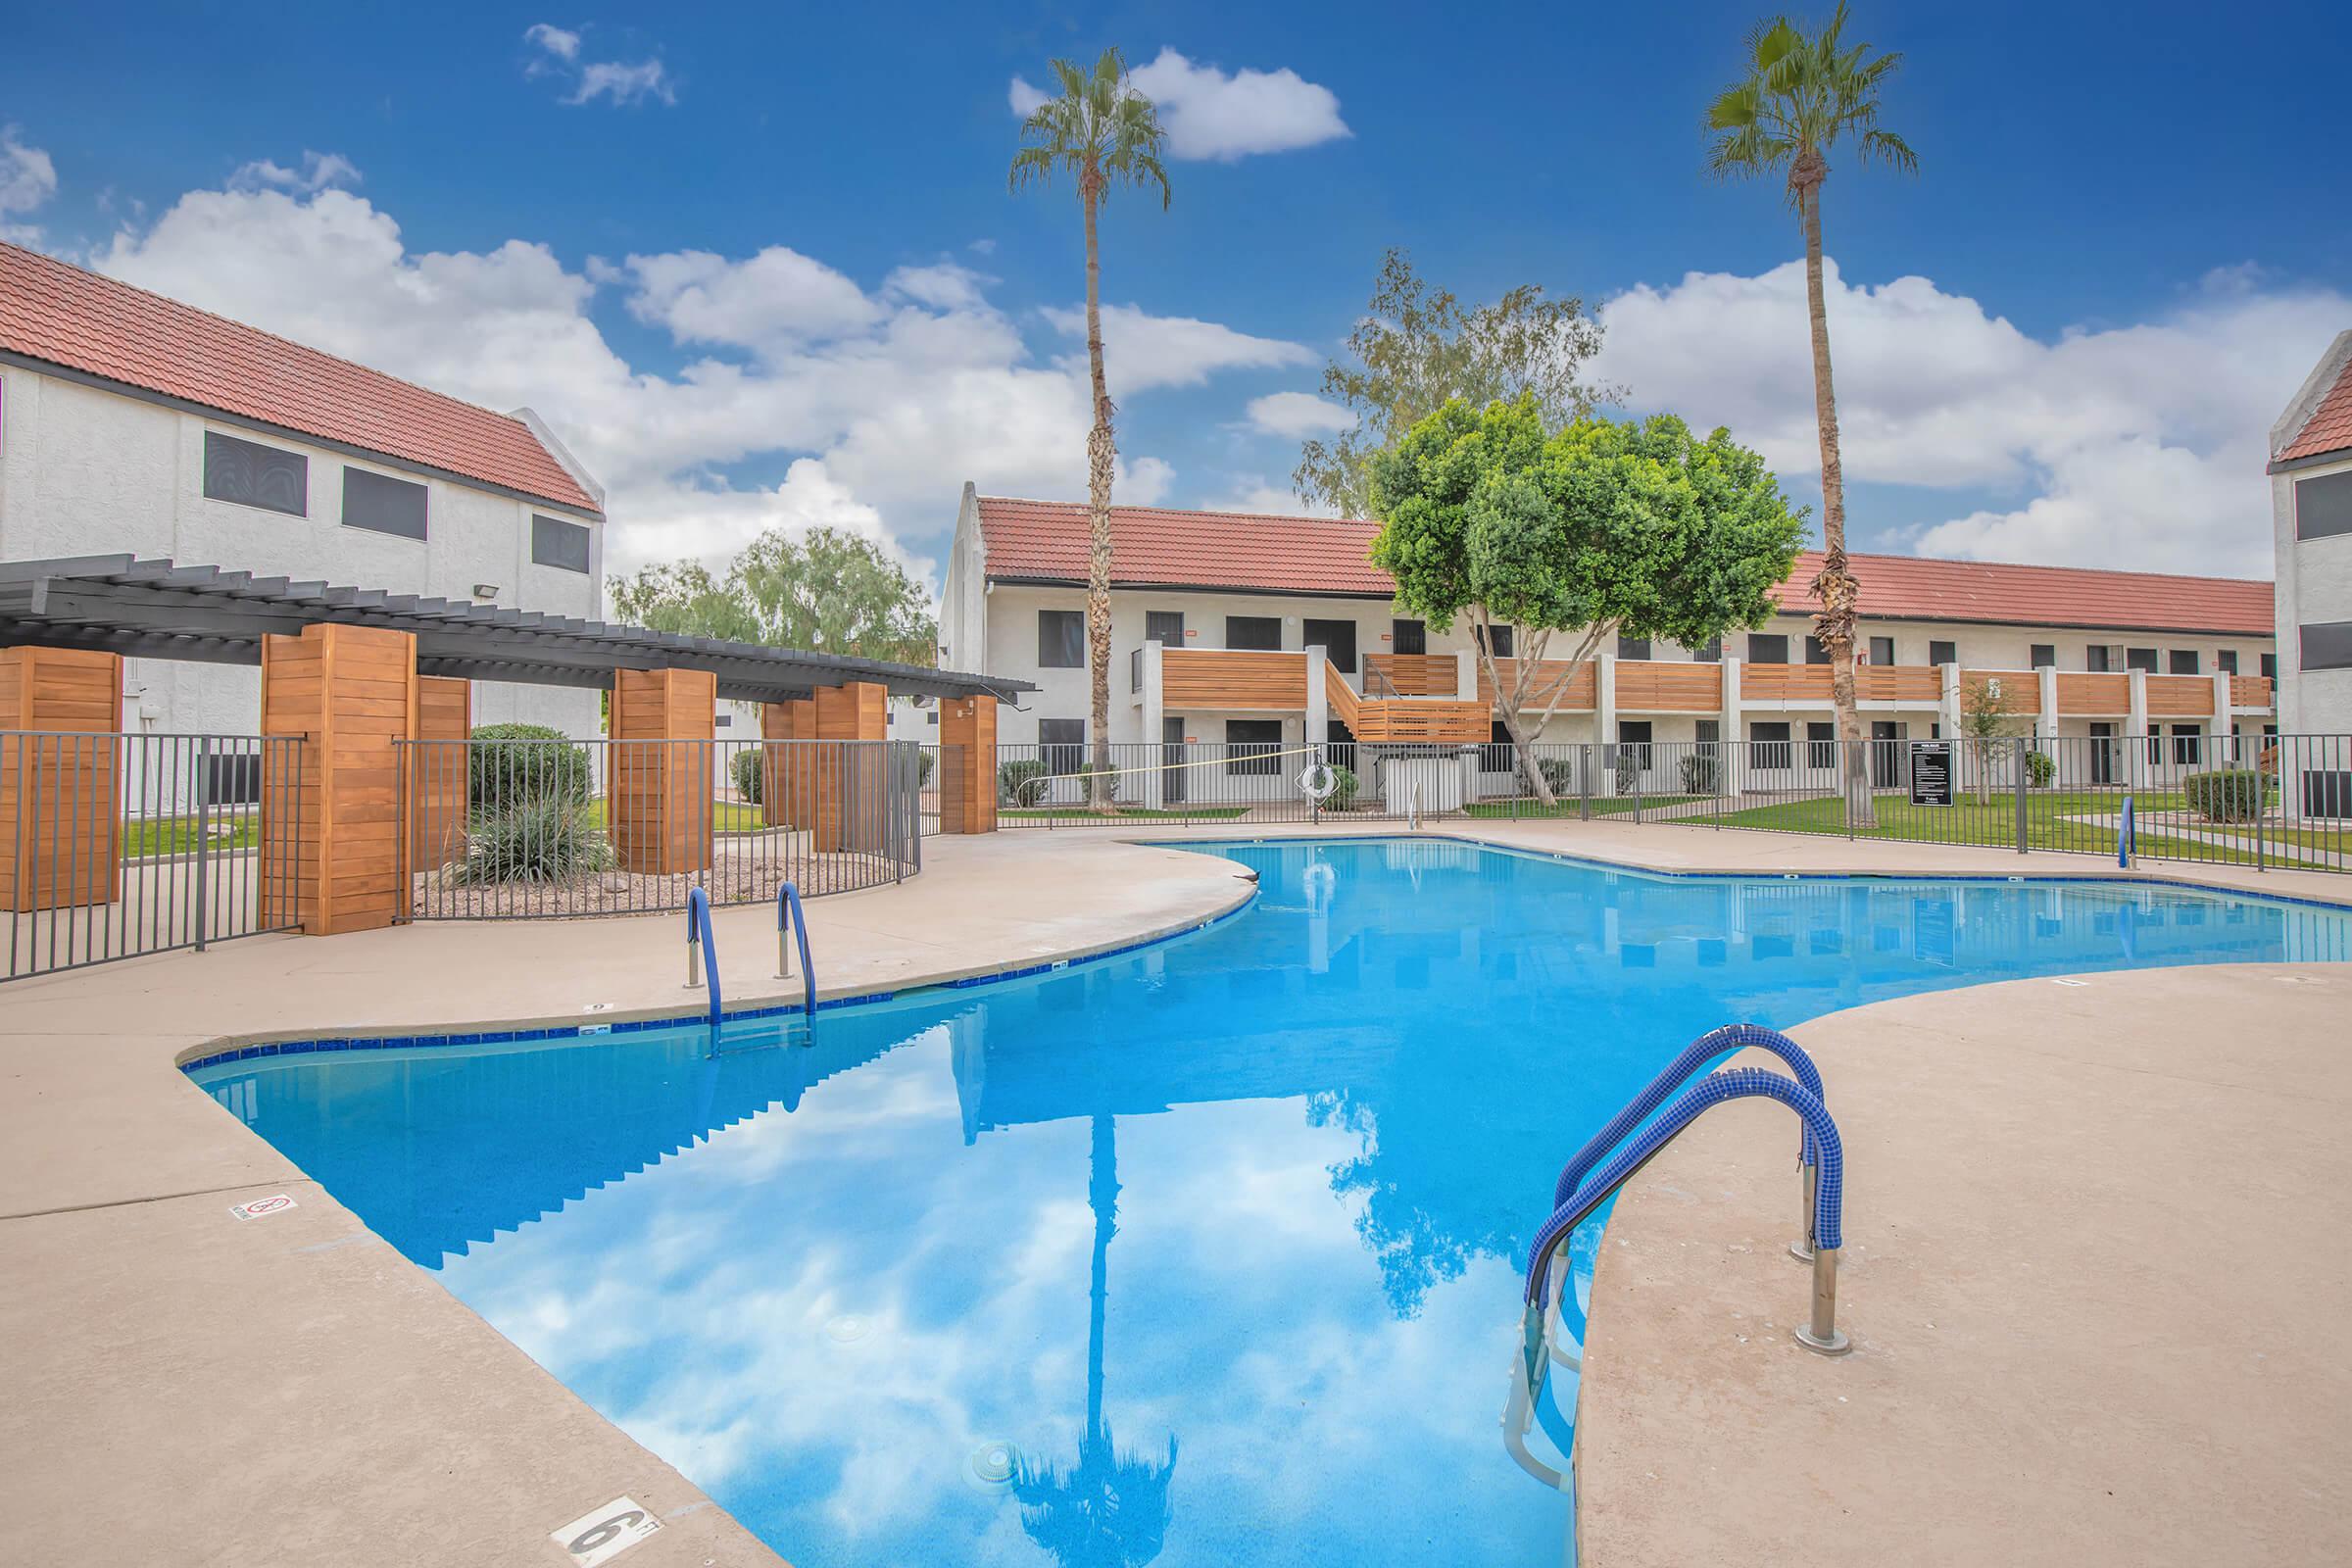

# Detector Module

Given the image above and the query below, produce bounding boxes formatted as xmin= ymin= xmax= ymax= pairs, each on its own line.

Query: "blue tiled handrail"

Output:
xmin=1550 ymin=1023 xmax=1824 ymax=1209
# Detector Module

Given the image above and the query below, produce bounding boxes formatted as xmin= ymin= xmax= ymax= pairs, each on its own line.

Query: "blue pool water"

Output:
xmin=191 ymin=841 xmax=2352 ymax=1566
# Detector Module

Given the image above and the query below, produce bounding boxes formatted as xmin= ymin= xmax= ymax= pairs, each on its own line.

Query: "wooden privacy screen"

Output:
xmin=2053 ymin=672 xmax=2129 ymax=715
xmin=259 ymin=623 xmax=416 ymax=935
xmin=938 ymin=694 xmax=998 ymax=834
xmin=1354 ymin=699 xmax=1489 ymax=744
xmin=1161 ymin=650 xmax=1308 ymax=710
xmin=609 ymin=667 xmax=716 ymax=875
xmin=2143 ymin=674 xmax=2215 ymax=718
xmin=410 ymin=675 xmax=469 ymax=868
xmin=0 ymin=647 xmax=122 ymax=911
xmin=1365 ymin=653 xmax=1457 ymax=698
xmin=1475 ymin=659 xmax=1595 ymax=710
xmin=1323 ymin=661 xmax=1361 ymax=731
xmin=814 ymin=680 xmax=888 ymax=854
xmin=760 ymin=697 xmax=818 ymax=832
xmin=1613 ymin=662 xmax=1723 ymax=712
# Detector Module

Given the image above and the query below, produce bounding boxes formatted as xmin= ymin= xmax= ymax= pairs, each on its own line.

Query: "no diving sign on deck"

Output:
xmin=552 ymin=1498 xmax=662 ymax=1567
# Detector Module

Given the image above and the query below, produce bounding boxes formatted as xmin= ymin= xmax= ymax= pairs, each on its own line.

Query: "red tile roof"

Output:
xmin=977 ymin=496 xmax=2273 ymax=636
xmin=2276 ymin=351 xmax=2352 ymax=466
xmin=0 ymin=241 xmax=599 ymax=514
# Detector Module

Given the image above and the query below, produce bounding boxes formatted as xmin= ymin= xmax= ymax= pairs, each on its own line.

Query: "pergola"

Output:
xmin=0 ymin=555 xmax=1025 ymax=933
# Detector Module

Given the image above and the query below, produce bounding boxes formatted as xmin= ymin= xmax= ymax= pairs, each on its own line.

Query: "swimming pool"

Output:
xmin=189 ymin=840 xmax=2352 ymax=1566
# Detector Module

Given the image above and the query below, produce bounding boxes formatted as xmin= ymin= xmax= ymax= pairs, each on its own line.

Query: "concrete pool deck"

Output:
xmin=3 ymin=819 xmax=2348 ymax=1565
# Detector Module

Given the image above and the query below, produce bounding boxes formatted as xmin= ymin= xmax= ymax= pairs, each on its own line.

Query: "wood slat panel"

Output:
xmin=1324 ymin=659 xmax=1360 ymax=731
xmin=1476 ymin=659 xmax=1595 ymax=710
xmin=1614 ymin=662 xmax=1723 ymax=712
xmin=1364 ymin=653 xmax=1455 ymax=697
xmin=1740 ymin=664 xmax=1833 ymax=702
xmin=1960 ymin=669 xmax=2037 ymax=714
xmin=2144 ymin=673 xmax=2214 ymax=717
xmin=1161 ymin=650 xmax=1308 ymax=710
xmin=1858 ymin=665 xmax=1944 ymax=703
xmin=1354 ymin=699 xmax=1489 ymax=744
xmin=2230 ymin=675 xmax=2274 ymax=710
xmin=0 ymin=647 xmax=122 ymax=910
xmin=2054 ymin=672 xmax=2129 ymax=715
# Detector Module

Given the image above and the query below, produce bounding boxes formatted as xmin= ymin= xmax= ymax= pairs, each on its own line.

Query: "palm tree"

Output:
xmin=1705 ymin=3 xmax=1915 ymax=828
xmin=1010 ymin=49 xmax=1172 ymax=810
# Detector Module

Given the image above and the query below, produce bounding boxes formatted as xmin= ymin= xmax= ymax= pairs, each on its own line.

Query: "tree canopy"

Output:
xmin=1293 ymin=249 xmax=1620 ymax=516
xmin=608 ymin=526 xmax=936 ymax=666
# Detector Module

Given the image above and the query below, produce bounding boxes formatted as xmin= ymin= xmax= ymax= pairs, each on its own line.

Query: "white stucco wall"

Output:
xmin=2276 ymin=454 xmax=2352 ymax=737
xmin=0 ymin=364 xmax=603 ymax=738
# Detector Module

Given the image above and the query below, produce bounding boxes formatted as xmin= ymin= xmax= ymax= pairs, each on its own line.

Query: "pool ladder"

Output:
xmin=1502 ymin=1024 xmax=1850 ymax=1492
xmin=683 ymin=882 xmax=817 ymax=1030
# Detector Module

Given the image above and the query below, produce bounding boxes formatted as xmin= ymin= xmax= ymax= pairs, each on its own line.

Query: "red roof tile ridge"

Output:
xmin=1825 ymin=548 xmax=2271 ymax=590
xmin=978 ymin=493 xmax=1376 ymax=527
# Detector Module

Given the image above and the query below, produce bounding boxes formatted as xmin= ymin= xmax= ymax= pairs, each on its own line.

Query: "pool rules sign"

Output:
xmin=1910 ymin=740 xmax=1955 ymax=808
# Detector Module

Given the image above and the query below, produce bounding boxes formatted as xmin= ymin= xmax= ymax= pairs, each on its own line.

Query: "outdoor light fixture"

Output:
xmin=473 ymin=583 xmax=501 ymax=600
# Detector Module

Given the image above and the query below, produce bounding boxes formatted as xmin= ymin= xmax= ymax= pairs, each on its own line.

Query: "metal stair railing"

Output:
xmin=683 ymin=885 xmax=720 ymax=1026
xmin=776 ymin=880 xmax=815 ymax=1019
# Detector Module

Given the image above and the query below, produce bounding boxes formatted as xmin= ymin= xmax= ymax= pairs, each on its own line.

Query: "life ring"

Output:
xmin=1298 ymin=761 xmax=1340 ymax=801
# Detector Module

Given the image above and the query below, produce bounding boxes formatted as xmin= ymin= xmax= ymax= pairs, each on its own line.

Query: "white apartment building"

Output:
xmin=2271 ymin=330 xmax=2352 ymax=814
xmin=0 ymin=241 xmax=605 ymax=743
xmin=941 ymin=484 xmax=2278 ymax=799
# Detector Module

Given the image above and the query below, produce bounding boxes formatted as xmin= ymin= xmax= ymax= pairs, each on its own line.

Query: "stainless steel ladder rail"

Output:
xmin=775 ymin=880 xmax=815 ymax=1019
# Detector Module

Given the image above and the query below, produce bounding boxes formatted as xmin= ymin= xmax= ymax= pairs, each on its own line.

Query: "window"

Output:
xmin=1145 ymin=610 xmax=1185 ymax=646
xmin=926 ymin=710 xmax=939 ymax=725
xmin=2171 ymin=725 xmax=2204 ymax=765
xmin=1691 ymin=636 xmax=1722 ymax=662
xmin=1615 ymin=719 xmax=1652 ymax=769
xmin=1868 ymin=635 xmax=1894 ymax=665
xmin=1038 ymin=610 xmax=1085 ymax=668
xmin=1477 ymin=624 xmax=1515 ymax=659
xmin=1929 ymin=639 xmax=1957 ymax=666
xmin=2126 ymin=647 xmax=2159 ymax=672
xmin=1304 ymin=617 xmax=1358 ymax=671
xmin=531 ymin=513 xmax=592 ymax=573
xmin=207 ymin=751 xmax=261 ymax=807
xmin=1482 ymin=718 xmax=1514 ymax=773
xmin=341 ymin=467 xmax=426 ymax=540
xmin=2217 ymin=650 xmax=2238 ymax=675
xmin=1392 ymin=617 xmax=1426 ymax=656
xmin=2262 ymin=652 xmax=2278 ymax=680
xmin=1806 ymin=721 xmax=1837 ymax=770
xmin=2296 ymin=470 xmax=2352 ymax=542
xmin=1039 ymin=718 xmax=1085 ymax=776
xmin=1749 ymin=720 xmax=1792 ymax=769
xmin=1616 ymin=634 xmax=1650 ymax=661
xmin=2304 ymin=621 xmax=2352 ymax=672
xmin=2087 ymin=645 xmax=2114 ymax=672
xmin=2168 ymin=650 xmax=2200 ymax=674
xmin=1746 ymin=633 xmax=1788 ymax=663
xmin=1803 ymin=635 xmax=1830 ymax=665
xmin=714 ymin=712 xmax=732 ymax=729
xmin=2031 ymin=644 xmax=2055 ymax=669
xmin=1695 ymin=718 xmax=1720 ymax=746
xmin=1226 ymin=615 xmax=1282 ymax=651
xmin=1227 ymin=718 xmax=1283 ymax=774
xmin=202 ymin=430 xmax=307 ymax=515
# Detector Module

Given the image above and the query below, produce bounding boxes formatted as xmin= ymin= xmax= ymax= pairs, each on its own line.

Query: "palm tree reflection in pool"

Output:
xmin=1013 ymin=1114 xmax=1179 ymax=1564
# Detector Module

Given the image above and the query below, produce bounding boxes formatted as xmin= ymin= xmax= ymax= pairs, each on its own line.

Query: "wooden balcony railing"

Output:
xmin=1353 ymin=699 xmax=1489 ymax=744
xmin=1475 ymin=658 xmax=1596 ymax=710
xmin=1160 ymin=649 xmax=1306 ymax=710
xmin=1613 ymin=661 xmax=1722 ymax=712
xmin=1859 ymin=665 xmax=1943 ymax=703
xmin=2143 ymin=673 xmax=2214 ymax=717
xmin=2053 ymin=672 xmax=2129 ymax=714
xmin=1959 ymin=669 xmax=2036 ymax=713
xmin=1740 ymin=664 xmax=1833 ymax=703
xmin=1364 ymin=653 xmax=1457 ymax=697
xmin=1324 ymin=659 xmax=1360 ymax=730
xmin=2230 ymin=674 xmax=2275 ymax=710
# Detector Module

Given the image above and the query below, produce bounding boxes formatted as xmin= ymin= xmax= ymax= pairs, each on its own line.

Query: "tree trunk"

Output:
xmin=1476 ymin=614 xmax=1555 ymax=808
xmin=1082 ymin=171 xmax=1116 ymax=812
xmin=1795 ymin=155 xmax=1875 ymax=830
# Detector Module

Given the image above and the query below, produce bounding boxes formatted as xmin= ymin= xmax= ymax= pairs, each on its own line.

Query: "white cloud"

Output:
xmin=523 ymin=24 xmax=674 ymax=107
xmin=228 ymin=150 xmax=362 ymax=195
xmin=1128 ymin=48 xmax=1349 ymax=162
xmin=1006 ymin=50 xmax=1348 ymax=162
xmin=1041 ymin=302 xmax=1313 ymax=398
xmin=89 ymin=178 xmax=1285 ymax=583
xmin=1203 ymin=477 xmax=1328 ymax=516
xmin=0 ymin=124 xmax=58 ymax=242
xmin=1247 ymin=390 xmax=1354 ymax=439
xmin=1592 ymin=258 xmax=2346 ymax=576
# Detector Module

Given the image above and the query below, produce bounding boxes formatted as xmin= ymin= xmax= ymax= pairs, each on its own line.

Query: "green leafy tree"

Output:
xmin=1294 ymin=249 xmax=1619 ymax=517
xmin=1369 ymin=397 xmax=1806 ymax=804
xmin=608 ymin=525 xmax=936 ymax=665
xmin=1957 ymin=674 xmax=2022 ymax=806
xmin=1010 ymin=48 xmax=1171 ymax=807
xmin=1705 ymin=1 xmax=1916 ymax=827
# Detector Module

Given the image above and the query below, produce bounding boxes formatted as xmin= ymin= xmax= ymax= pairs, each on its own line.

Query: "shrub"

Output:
xmin=1615 ymin=748 xmax=1642 ymax=793
xmin=454 ymin=797 xmax=613 ymax=884
xmin=2023 ymin=747 xmax=2056 ymax=789
xmin=1680 ymin=752 xmax=1722 ymax=794
xmin=468 ymin=723 xmax=591 ymax=810
xmin=999 ymin=758 xmax=1050 ymax=807
xmin=2184 ymin=767 xmax=2269 ymax=823
xmin=917 ymin=748 xmax=936 ymax=785
xmin=731 ymin=747 xmax=764 ymax=806
xmin=1325 ymin=764 xmax=1359 ymax=810
xmin=1517 ymin=754 xmax=1578 ymax=799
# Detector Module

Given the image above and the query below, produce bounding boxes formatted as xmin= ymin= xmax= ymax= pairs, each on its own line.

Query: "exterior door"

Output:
xmin=1302 ymin=617 xmax=1357 ymax=673
xmin=2090 ymin=722 xmax=2116 ymax=785
xmin=1870 ymin=720 xmax=1907 ymax=788
xmin=1162 ymin=715 xmax=1186 ymax=803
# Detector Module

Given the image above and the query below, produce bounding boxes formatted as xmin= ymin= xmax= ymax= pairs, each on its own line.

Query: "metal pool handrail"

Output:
xmin=1524 ymin=1068 xmax=1851 ymax=1356
xmin=776 ymin=881 xmax=815 ymax=1019
xmin=683 ymin=886 xmax=720 ymax=1026
xmin=1551 ymin=1023 xmax=1827 ymax=1258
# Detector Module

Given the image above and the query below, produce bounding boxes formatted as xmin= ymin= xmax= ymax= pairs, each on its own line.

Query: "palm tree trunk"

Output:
xmin=1796 ymin=158 xmax=1875 ymax=829
xmin=1081 ymin=172 xmax=1116 ymax=812
xmin=1086 ymin=1113 xmax=1117 ymax=1442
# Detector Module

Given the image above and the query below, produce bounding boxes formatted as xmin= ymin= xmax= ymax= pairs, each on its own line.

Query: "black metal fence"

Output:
xmin=397 ymin=736 xmax=925 ymax=919
xmin=992 ymin=733 xmax=2351 ymax=873
xmin=2 ymin=731 xmax=306 ymax=979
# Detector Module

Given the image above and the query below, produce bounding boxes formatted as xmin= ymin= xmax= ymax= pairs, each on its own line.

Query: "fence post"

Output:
xmin=1580 ymin=744 xmax=1592 ymax=822
xmin=1633 ymin=751 xmax=1643 ymax=824
xmin=2014 ymin=736 xmax=2029 ymax=856
xmin=192 ymin=735 xmax=212 ymax=953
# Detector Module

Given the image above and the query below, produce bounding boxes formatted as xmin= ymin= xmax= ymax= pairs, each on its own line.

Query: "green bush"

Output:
xmin=1680 ymin=752 xmax=1722 ymax=794
xmin=454 ymin=797 xmax=614 ymax=884
xmin=731 ymin=747 xmax=764 ymax=806
xmin=999 ymin=758 xmax=1050 ymax=807
xmin=1517 ymin=754 xmax=1577 ymax=798
xmin=1325 ymin=764 xmax=1359 ymax=810
xmin=917 ymin=748 xmax=936 ymax=785
xmin=1615 ymin=748 xmax=1642 ymax=793
xmin=468 ymin=723 xmax=592 ymax=810
xmin=2183 ymin=767 xmax=2269 ymax=823
xmin=2023 ymin=747 xmax=2056 ymax=789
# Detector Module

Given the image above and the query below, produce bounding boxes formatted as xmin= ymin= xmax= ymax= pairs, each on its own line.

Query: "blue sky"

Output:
xmin=5 ymin=1 xmax=2348 ymax=586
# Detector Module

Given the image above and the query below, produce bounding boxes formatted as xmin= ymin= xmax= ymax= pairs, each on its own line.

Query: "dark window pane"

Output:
xmin=1691 ymin=636 xmax=1722 ymax=662
xmin=2031 ymin=644 xmax=2055 ymax=668
xmin=342 ymin=466 xmax=427 ymax=539
xmin=1615 ymin=718 xmax=1651 ymax=768
xmin=1038 ymin=610 xmax=1085 ymax=667
xmin=2127 ymin=647 xmax=2159 ymax=672
xmin=1695 ymin=718 xmax=1720 ymax=744
xmin=2303 ymin=621 xmax=2352 ymax=672
xmin=1304 ymin=617 xmax=1357 ymax=672
xmin=1806 ymin=720 xmax=1837 ymax=769
xmin=2087 ymin=646 xmax=2113 ymax=672
xmin=1392 ymin=618 xmax=1426 ymax=656
xmin=1038 ymin=718 xmax=1085 ymax=775
xmin=2217 ymin=650 xmax=2237 ymax=674
xmin=2169 ymin=650 xmax=2200 ymax=674
xmin=1477 ymin=624 xmax=1515 ymax=659
xmin=2262 ymin=652 xmax=2278 ymax=679
xmin=531 ymin=513 xmax=592 ymax=573
xmin=1803 ymin=636 xmax=1830 ymax=665
xmin=1227 ymin=717 xmax=1283 ymax=774
xmin=1616 ymin=635 xmax=1650 ymax=661
xmin=207 ymin=751 xmax=261 ymax=806
xmin=1747 ymin=633 xmax=1788 ymax=664
xmin=2297 ymin=470 xmax=2352 ymax=542
xmin=1226 ymin=615 xmax=1282 ymax=651
xmin=2172 ymin=725 xmax=2203 ymax=764
xmin=1748 ymin=720 xmax=1792 ymax=769
xmin=1145 ymin=611 xmax=1185 ymax=646
xmin=1929 ymin=640 xmax=1957 ymax=665
xmin=203 ymin=430 xmax=307 ymax=515
xmin=1868 ymin=636 xmax=1895 ymax=665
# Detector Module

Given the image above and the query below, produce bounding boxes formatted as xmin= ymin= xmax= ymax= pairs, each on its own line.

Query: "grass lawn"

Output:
xmin=579 ymin=798 xmax=767 ymax=833
xmin=1002 ymin=805 xmax=1252 ymax=821
xmin=1464 ymin=794 xmax=1707 ymax=819
xmin=120 ymin=815 xmax=260 ymax=857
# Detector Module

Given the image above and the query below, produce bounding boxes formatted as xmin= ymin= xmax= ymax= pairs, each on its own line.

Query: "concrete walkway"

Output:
xmin=2 ymin=818 xmax=2346 ymax=1566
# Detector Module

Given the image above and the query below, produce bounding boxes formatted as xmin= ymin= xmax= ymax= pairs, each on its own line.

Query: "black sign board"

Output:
xmin=1910 ymin=740 xmax=1954 ymax=807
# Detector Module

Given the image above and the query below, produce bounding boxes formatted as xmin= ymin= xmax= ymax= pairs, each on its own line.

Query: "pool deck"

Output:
xmin=3 ymin=819 xmax=2348 ymax=1566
